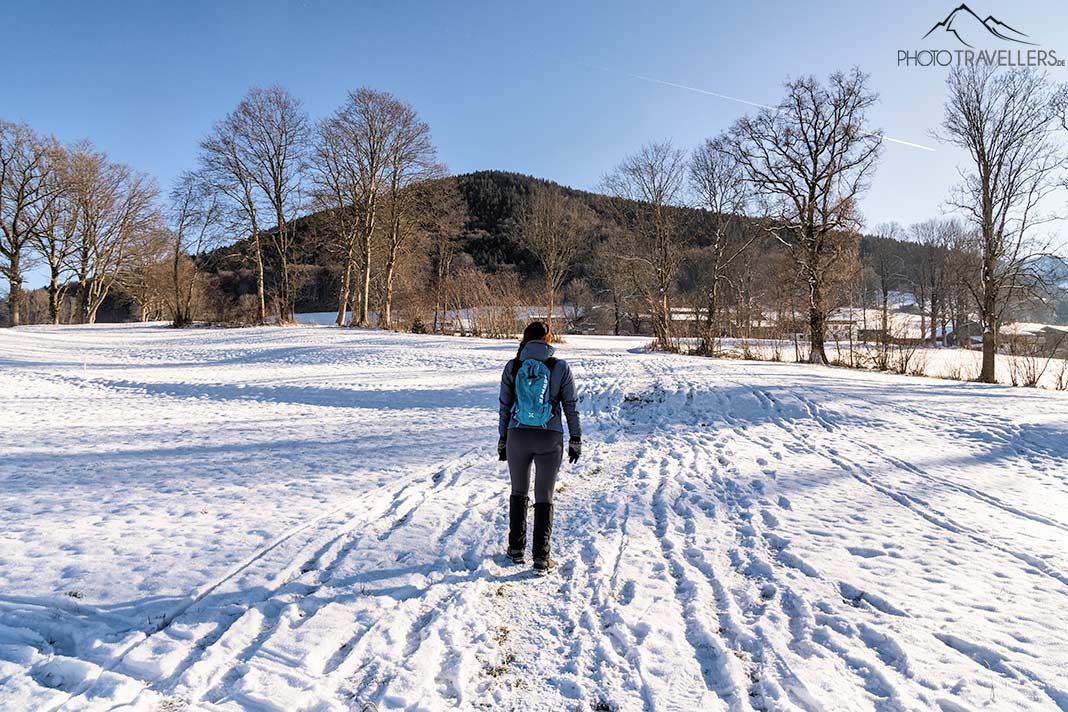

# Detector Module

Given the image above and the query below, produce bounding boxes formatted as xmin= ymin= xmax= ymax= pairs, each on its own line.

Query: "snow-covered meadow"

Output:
xmin=1 ymin=323 xmax=1067 ymax=711
xmin=714 ymin=338 xmax=1068 ymax=391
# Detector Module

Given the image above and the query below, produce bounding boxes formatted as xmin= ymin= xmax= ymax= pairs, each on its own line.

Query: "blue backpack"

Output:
xmin=512 ymin=358 xmax=557 ymax=427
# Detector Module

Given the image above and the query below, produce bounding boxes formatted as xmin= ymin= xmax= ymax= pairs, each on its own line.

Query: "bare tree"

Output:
xmin=1 ymin=121 xmax=62 ymax=326
xmin=729 ymin=68 xmax=882 ymax=364
xmin=689 ymin=134 xmax=757 ymax=353
xmin=168 ymin=171 xmax=224 ymax=326
xmin=866 ymin=222 xmax=905 ymax=361
xmin=940 ymin=66 xmax=1064 ymax=382
xmin=311 ymin=116 xmax=362 ymax=326
xmin=313 ymin=88 xmax=410 ymax=327
xmin=379 ymin=102 xmax=441 ymax=329
xmin=200 ymin=110 xmax=267 ymax=323
xmin=122 ymin=226 xmax=171 ymax=322
xmin=601 ymin=140 xmax=689 ymax=349
xmin=515 ymin=185 xmax=585 ymax=332
xmin=230 ymin=86 xmax=309 ymax=323
xmin=590 ymin=224 xmax=642 ymax=336
xmin=907 ymin=219 xmax=962 ymax=347
xmin=423 ymin=181 xmax=468 ymax=333
xmin=68 ymin=142 xmax=160 ymax=324
xmin=29 ymin=146 xmax=79 ymax=325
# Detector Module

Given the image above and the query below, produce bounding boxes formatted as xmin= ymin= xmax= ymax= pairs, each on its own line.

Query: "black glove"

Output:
xmin=498 ymin=437 xmax=508 ymax=461
xmin=568 ymin=437 xmax=581 ymax=464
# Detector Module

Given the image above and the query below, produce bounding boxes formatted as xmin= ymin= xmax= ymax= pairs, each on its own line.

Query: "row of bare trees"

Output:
xmin=2 ymin=84 xmax=477 ymax=332
xmin=1 ymin=122 xmax=160 ymax=326
xmin=583 ymin=68 xmax=881 ymax=359
xmin=586 ymin=65 xmax=1066 ymax=384
xmin=190 ymin=85 xmax=456 ymax=328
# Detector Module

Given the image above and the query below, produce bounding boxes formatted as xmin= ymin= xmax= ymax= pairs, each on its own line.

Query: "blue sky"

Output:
xmin=3 ymin=1 xmax=1068 ymax=288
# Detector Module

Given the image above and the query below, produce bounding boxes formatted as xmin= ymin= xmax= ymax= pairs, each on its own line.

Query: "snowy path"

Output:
xmin=1 ymin=325 xmax=1066 ymax=711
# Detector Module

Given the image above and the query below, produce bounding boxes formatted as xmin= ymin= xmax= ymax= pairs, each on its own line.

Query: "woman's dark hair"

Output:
xmin=512 ymin=321 xmax=549 ymax=375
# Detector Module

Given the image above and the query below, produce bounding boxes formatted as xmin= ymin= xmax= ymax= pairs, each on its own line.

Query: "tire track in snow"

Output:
xmin=586 ymin=359 xmax=812 ymax=710
xmin=647 ymin=452 xmax=758 ymax=710
xmin=187 ymin=454 xmax=493 ymax=708
xmin=666 ymin=428 xmax=865 ymax=712
xmin=53 ymin=449 xmax=482 ymax=711
xmin=733 ymin=379 xmax=1068 ymax=708
xmin=742 ymin=382 xmax=1068 ymax=594
xmin=688 ymin=382 xmax=936 ymax=710
xmin=576 ymin=356 xmax=1051 ymax=711
xmin=787 ymin=391 xmax=1068 ymax=533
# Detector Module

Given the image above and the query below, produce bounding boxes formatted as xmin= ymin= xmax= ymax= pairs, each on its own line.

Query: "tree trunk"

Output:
xmin=181 ymin=275 xmax=197 ymax=328
xmin=807 ymin=276 xmax=828 ymax=365
xmin=77 ymin=280 xmax=89 ymax=324
xmin=881 ymin=284 xmax=889 ymax=340
xmin=980 ymin=328 xmax=997 ymax=383
xmin=275 ymin=207 xmax=293 ymax=324
xmin=979 ymin=251 xmax=998 ymax=383
xmin=930 ymin=294 xmax=939 ymax=347
xmin=172 ymin=247 xmax=188 ymax=328
xmin=612 ymin=293 xmax=621 ymax=336
xmin=336 ymin=236 xmax=357 ymax=326
xmin=546 ymin=276 xmax=555 ymax=334
xmin=47 ymin=270 xmax=61 ymax=325
xmin=382 ymin=250 xmax=397 ymax=330
xmin=252 ymin=231 xmax=266 ymax=324
xmin=7 ymin=276 xmax=22 ymax=327
xmin=357 ymin=235 xmax=372 ymax=327
xmin=336 ymin=266 xmax=351 ymax=327
xmin=701 ymin=278 xmax=720 ymax=354
xmin=659 ymin=289 xmax=672 ymax=349
xmin=277 ymin=254 xmax=291 ymax=323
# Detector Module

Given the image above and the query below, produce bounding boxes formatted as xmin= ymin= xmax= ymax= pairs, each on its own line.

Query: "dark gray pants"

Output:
xmin=506 ymin=428 xmax=563 ymax=503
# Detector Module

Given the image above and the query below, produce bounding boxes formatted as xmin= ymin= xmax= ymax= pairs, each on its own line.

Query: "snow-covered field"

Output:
xmin=1 ymin=324 xmax=1067 ymax=711
xmin=711 ymin=338 xmax=1068 ymax=391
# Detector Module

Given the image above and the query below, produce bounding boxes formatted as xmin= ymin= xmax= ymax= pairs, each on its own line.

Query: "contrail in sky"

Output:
xmin=576 ymin=61 xmax=937 ymax=152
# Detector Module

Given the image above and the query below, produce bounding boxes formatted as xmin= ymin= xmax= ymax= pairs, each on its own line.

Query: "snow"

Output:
xmin=1 ymin=323 xmax=1067 ymax=711
xmin=713 ymin=337 xmax=1068 ymax=390
xmin=1002 ymin=322 xmax=1068 ymax=338
xmin=825 ymin=308 xmax=948 ymax=340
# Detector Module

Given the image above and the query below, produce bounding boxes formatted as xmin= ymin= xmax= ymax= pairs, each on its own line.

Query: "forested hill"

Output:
xmin=204 ymin=170 xmax=638 ymax=280
xmin=201 ymin=170 xmax=738 ymax=311
xmin=199 ymin=170 xmax=636 ymax=313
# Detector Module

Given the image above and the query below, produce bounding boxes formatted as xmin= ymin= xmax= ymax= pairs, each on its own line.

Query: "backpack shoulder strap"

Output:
xmin=544 ymin=358 xmax=559 ymax=405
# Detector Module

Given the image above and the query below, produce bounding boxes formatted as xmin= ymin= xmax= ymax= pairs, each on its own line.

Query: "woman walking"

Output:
xmin=498 ymin=321 xmax=582 ymax=572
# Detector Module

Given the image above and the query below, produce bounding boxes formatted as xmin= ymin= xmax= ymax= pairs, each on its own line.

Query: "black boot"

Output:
xmin=532 ymin=502 xmax=554 ymax=572
xmin=507 ymin=495 xmax=528 ymax=563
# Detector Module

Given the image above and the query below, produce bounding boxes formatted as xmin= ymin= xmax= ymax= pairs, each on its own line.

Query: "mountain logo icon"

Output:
xmin=922 ymin=4 xmax=1036 ymax=48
